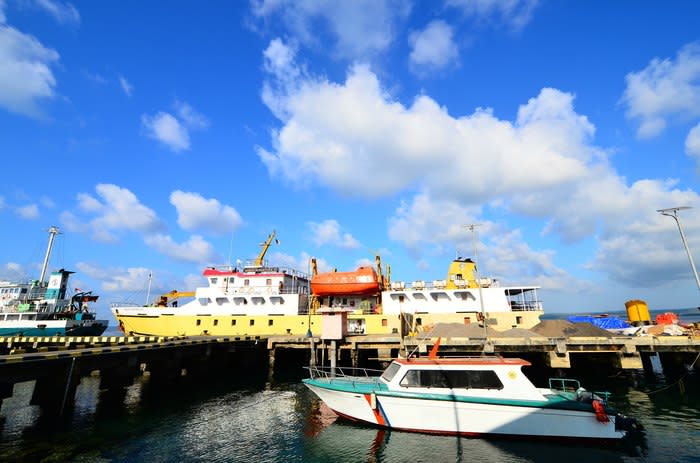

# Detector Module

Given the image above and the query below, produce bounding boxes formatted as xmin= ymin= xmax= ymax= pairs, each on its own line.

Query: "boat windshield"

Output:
xmin=380 ymin=362 xmax=401 ymax=382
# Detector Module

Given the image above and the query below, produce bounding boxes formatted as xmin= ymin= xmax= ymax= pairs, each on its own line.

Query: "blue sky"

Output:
xmin=2 ymin=0 xmax=700 ymax=322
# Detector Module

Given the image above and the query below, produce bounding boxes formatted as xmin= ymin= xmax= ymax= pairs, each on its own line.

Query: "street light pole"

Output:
xmin=657 ymin=206 xmax=700 ymax=292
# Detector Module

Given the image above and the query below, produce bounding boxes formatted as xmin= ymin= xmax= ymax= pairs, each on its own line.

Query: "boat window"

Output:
xmin=454 ymin=291 xmax=475 ymax=301
xmin=389 ymin=293 xmax=406 ymax=302
xmin=430 ymin=292 xmax=450 ymax=302
xmin=412 ymin=293 xmax=426 ymax=300
xmin=6 ymin=314 xmax=19 ymax=321
xmin=198 ymin=297 xmax=210 ymax=305
xmin=216 ymin=297 xmax=228 ymax=305
xmin=23 ymin=314 xmax=36 ymax=320
xmin=210 ymin=277 xmax=218 ymax=284
xmin=266 ymin=279 xmax=272 ymax=286
xmin=381 ymin=362 xmax=401 ymax=382
xmin=244 ymin=279 xmax=250 ymax=286
xmin=228 ymin=277 xmax=235 ymax=283
xmin=399 ymin=369 xmax=503 ymax=390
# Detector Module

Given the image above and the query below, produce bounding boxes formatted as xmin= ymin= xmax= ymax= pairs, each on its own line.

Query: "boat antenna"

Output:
xmin=465 ymin=224 xmax=487 ymax=340
xmin=658 ymin=207 xmax=700 ymax=292
xmin=39 ymin=226 xmax=61 ymax=285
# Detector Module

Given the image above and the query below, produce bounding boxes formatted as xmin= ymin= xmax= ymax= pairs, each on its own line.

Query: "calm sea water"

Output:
xmin=1 ymin=309 xmax=698 ymax=462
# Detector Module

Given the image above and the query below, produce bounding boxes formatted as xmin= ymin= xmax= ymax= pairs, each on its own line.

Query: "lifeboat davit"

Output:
xmin=311 ymin=266 xmax=380 ymax=296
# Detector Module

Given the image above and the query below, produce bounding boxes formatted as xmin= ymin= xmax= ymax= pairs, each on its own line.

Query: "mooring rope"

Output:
xmin=646 ymin=352 xmax=700 ymax=396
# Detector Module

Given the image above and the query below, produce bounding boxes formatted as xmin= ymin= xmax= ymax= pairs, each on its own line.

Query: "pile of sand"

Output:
xmin=530 ymin=319 xmax=613 ymax=338
xmin=495 ymin=327 xmax=544 ymax=338
xmin=419 ymin=323 xmax=500 ymax=338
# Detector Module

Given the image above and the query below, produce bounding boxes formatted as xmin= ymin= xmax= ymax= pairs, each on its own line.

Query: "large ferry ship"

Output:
xmin=0 ymin=227 xmax=108 ymax=336
xmin=111 ymin=232 xmax=543 ymax=337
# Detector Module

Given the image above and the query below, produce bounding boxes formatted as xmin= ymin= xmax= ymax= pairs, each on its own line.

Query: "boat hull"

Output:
xmin=304 ymin=382 xmax=625 ymax=441
xmin=0 ymin=319 xmax=109 ymax=337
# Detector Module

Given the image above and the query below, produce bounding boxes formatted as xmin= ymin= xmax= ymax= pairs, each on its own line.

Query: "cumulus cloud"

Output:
xmin=620 ymin=42 xmax=700 ymax=139
xmin=15 ymin=203 xmax=39 ymax=219
xmin=446 ymin=0 xmax=539 ymax=30
xmin=258 ymin=40 xmax=598 ymax=201
xmin=0 ymin=19 xmax=60 ymax=116
xmin=141 ymin=101 xmax=208 ymax=152
xmin=258 ymin=39 xmax=700 ymax=289
xmin=141 ymin=112 xmax=190 ymax=152
xmin=63 ymin=183 xmax=164 ymax=242
xmin=308 ymin=219 xmax=361 ymax=249
xmin=409 ymin=20 xmax=458 ymax=71
xmin=77 ymin=262 xmax=151 ymax=292
xmin=143 ymin=234 xmax=219 ymax=264
xmin=686 ymin=122 xmax=700 ymax=164
xmin=250 ymin=0 xmax=411 ymax=59
xmin=170 ymin=190 xmax=242 ymax=235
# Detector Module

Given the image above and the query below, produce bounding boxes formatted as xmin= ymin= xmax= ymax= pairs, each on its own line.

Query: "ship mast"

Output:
xmin=38 ymin=226 xmax=61 ymax=285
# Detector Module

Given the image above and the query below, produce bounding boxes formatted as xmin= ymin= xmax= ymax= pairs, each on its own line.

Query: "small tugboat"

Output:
xmin=303 ymin=343 xmax=641 ymax=441
xmin=0 ymin=226 xmax=108 ymax=337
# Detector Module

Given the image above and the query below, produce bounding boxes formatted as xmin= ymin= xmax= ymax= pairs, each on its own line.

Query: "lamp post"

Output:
xmin=657 ymin=206 xmax=700 ymax=292
xmin=465 ymin=224 xmax=487 ymax=338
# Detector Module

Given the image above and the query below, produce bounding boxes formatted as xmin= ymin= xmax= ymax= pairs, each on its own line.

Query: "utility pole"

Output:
xmin=657 ymin=207 xmax=700 ymax=292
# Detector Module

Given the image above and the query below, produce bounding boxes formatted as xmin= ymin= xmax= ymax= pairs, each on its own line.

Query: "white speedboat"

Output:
xmin=303 ymin=351 xmax=641 ymax=441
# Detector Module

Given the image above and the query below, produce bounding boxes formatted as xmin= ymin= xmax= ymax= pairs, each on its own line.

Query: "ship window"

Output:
xmin=266 ymin=279 xmax=272 ymax=286
xmin=228 ymin=277 xmax=235 ymax=283
xmin=231 ymin=319 xmax=237 ymax=326
xmin=210 ymin=277 xmax=218 ymax=284
xmin=454 ymin=291 xmax=474 ymax=301
xmin=198 ymin=297 xmax=210 ymax=305
xmin=6 ymin=314 xmax=19 ymax=321
xmin=381 ymin=319 xmax=387 ymax=327
xmin=381 ymin=362 xmax=401 ymax=382
xmin=464 ymin=317 xmax=471 ymax=324
xmin=244 ymin=279 xmax=250 ymax=286
xmin=249 ymin=319 xmax=255 ymax=326
xmin=268 ymin=319 xmax=274 ymax=326
xmin=196 ymin=319 xmax=201 ymax=326
xmin=216 ymin=297 xmax=228 ymax=305
xmin=400 ymin=369 xmax=503 ymax=390
xmin=416 ymin=318 xmax=422 ymax=326
xmin=214 ymin=319 xmax=219 ymax=326
xmin=23 ymin=314 xmax=36 ymax=320
xmin=430 ymin=292 xmax=450 ymax=302
xmin=412 ymin=293 xmax=426 ymax=300
xmin=516 ymin=316 xmax=523 ymax=324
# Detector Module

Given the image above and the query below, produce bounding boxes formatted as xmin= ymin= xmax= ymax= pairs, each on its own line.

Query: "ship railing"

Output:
xmin=509 ymin=301 xmax=543 ymax=312
xmin=305 ymin=365 xmax=385 ymax=380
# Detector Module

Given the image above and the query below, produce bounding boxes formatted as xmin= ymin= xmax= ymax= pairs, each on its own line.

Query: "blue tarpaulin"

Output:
xmin=567 ymin=315 xmax=631 ymax=329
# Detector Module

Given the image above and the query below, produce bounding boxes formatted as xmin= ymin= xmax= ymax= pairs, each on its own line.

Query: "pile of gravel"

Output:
xmin=495 ymin=327 xmax=544 ymax=338
xmin=420 ymin=323 xmax=500 ymax=338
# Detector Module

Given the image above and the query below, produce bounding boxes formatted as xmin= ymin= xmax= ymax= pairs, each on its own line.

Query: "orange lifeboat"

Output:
xmin=311 ymin=266 xmax=380 ymax=296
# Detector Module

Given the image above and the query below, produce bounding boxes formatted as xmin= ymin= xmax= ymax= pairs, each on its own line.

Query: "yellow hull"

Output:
xmin=114 ymin=310 xmax=542 ymax=337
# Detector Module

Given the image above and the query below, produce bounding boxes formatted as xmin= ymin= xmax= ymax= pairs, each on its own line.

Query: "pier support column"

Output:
xmin=615 ymin=352 xmax=643 ymax=369
xmin=351 ymin=349 xmax=358 ymax=368
xmin=268 ymin=347 xmax=276 ymax=383
xmin=31 ymin=360 xmax=82 ymax=415
xmin=308 ymin=338 xmax=316 ymax=367
xmin=641 ymin=352 xmax=656 ymax=374
xmin=547 ymin=351 xmax=571 ymax=368
xmin=0 ymin=381 xmax=13 ymax=411
xmin=330 ymin=341 xmax=337 ymax=377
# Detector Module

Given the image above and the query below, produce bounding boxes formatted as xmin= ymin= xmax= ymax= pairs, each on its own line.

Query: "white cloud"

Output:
xmin=259 ymin=39 xmax=700 ymax=290
xmin=446 ymin=0 xmax=539 ymax=30
xmin=143 ymin=234 xmax=218 ymax=264
xmin=170 ymin=190 xmax=242 ymax=235
xmin=0 ymin=22 xmax=60 ymax=116
xmin=685 ymin=122 xmax=700 ymax=164
xmin=119 ymin=75 xmax=133 ymax=97
xmin=621 ymin=42 xmax=700 ymax=139
xmin=308 ymin=219 xmax=361 ymax=249
xmin=258 ymin=41 xmax=598 ymax=200
xmin=409 ymin=20 xmax=458 ymax=71
xmin=141 ymin=101 xmax=208 ymax=152
xmin=251 ymin=0 xmax=411 ymax=59
xmin=77 ymin=262 xmax=151 ymax=292
xmin=33 ymin=0 xmax=80 ymax=25
xmin=64 ymin=184 xmax=164 ymax=242
xmin=175 ymin=100 xmax=209 ymax=129
xmin=0 ymin=262 xmax=25 ymax=281
xmin=141 ymin=112 xmax=190 ymax=152
xmin=16 ymin=203 xmax=39 ymax=219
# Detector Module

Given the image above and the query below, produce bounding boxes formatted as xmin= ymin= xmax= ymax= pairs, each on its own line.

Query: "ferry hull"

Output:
xmin=304 ymin=382 xmax=625 ymax=441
